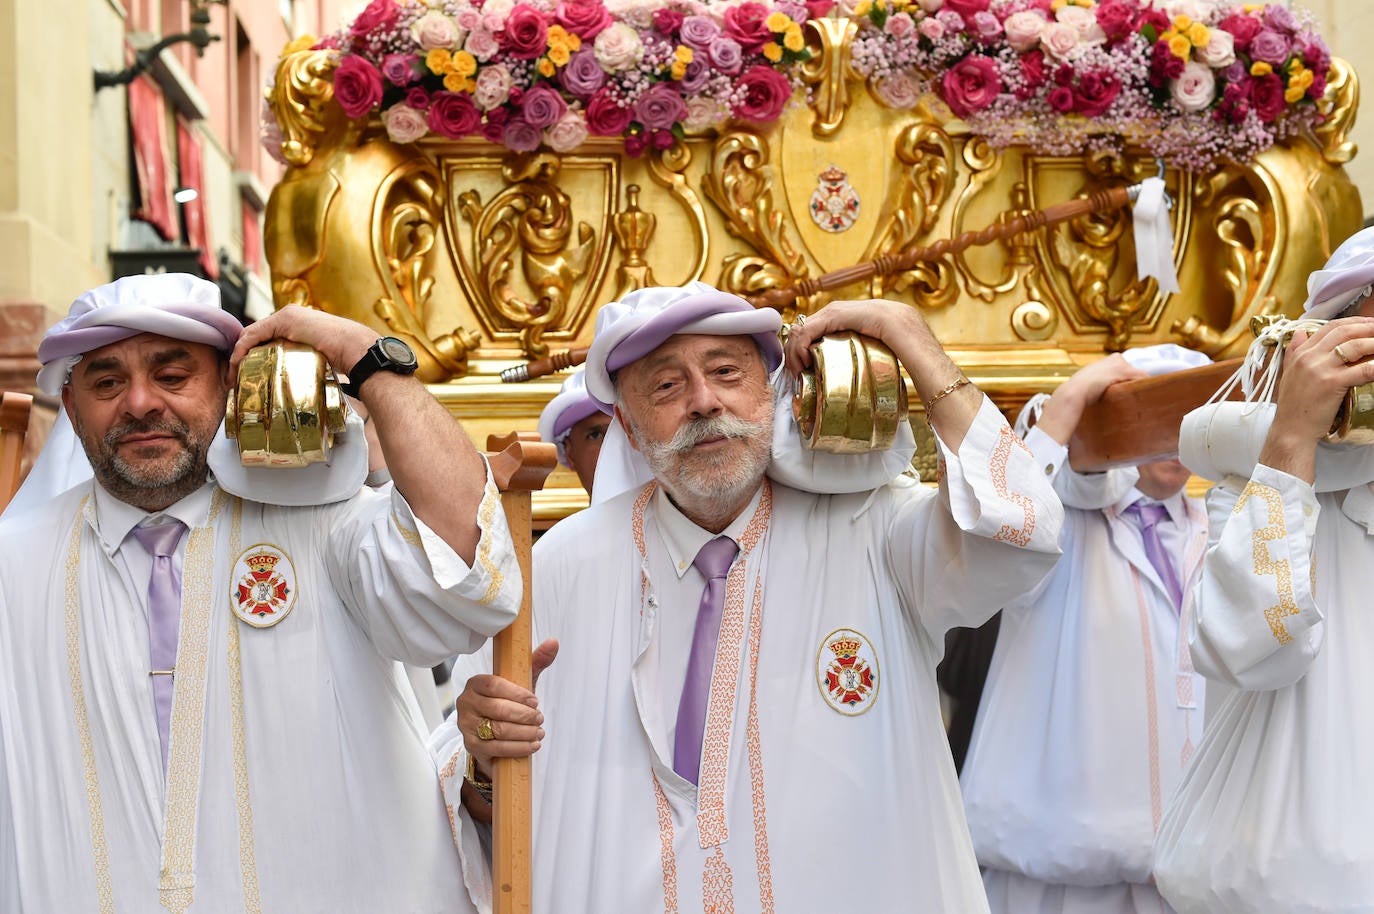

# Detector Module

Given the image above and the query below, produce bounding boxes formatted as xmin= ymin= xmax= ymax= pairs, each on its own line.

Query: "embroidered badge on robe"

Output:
xmin=231 ymin=543 xmax=296 ymax=628
xmin=816 ymin=628 xmax=880 ymax=715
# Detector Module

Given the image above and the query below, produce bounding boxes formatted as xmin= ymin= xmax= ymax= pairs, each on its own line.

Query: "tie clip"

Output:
xmin=148 ymin=669 xmax=176 ymax=677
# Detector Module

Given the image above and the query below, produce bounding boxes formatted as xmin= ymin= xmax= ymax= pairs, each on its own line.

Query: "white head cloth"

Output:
xmin=1304 ymin=225 xmax=1374 ymax=320
xmin=537 ymin=368 xmax=601 ymax=468
xmin=585 ymin=283 xmax=917 ymax=504
xmin=8 ymin=273 xmax=367 ymax=518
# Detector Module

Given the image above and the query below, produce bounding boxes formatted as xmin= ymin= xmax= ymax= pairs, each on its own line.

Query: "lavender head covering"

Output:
xmin=536 ymin=368 xmax=602 ymax=468
xmin=1304 ymin=226 xmax=1374 ymax=320
xmin=37 ymin=273 xmax=242 ymax=395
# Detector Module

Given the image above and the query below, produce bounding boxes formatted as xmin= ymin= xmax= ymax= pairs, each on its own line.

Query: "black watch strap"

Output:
xmin=341 ymin=337 xmax=418 ymax=399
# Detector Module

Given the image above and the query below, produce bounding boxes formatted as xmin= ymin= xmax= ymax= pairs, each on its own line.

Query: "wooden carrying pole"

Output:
xmin=1068 ymin=358 xmax=1244 ymax=472
xmin=484 ymin=432 xmax=557 ymax=914
xmin=0 ymin=392 xmax=33 ymax=513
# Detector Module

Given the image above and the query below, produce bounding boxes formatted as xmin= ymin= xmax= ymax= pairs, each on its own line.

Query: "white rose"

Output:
xmin=917 ymin=0 xmax=943 ymax=11
xmin=1194 ymin=29 xmax=1235 ymax=68
xmin=1040 ymin=21 xmax=1083 ymax=61
xmin=682 ymin=95 xmax=725 ymax=131
xmin=604 ymin=0 xmax=661 ymax=30
xmin=383 ymin=104 xmax=429 ymax=144
xmin=1161 ymin=0 xmax=1204 ymax=22
xmin=1003 ymin=10 xmax=1047 ymax=53
xmin=594 ymin=23 xmax=645 ymax=72
xmin=1171 ymin=59 xmax=1216 ymax=112
xmin=1055 ymin=5 xmax=1105 ymax=45
xmin=545 ymin=110 xmax=590 ymax=153
xmin=472 ymin=63 xmax=513 ymax=110
xmin=481 ymin=0 xmax=514 ymax=21
xmin=411 ymin=11 xmax=463 ymax=51
xmin=875 ymin=70 xmax=921 ymax=110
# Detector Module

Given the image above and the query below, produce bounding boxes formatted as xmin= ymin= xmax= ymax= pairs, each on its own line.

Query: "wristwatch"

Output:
xmin=340 ymin=337 xmax=418 ymax=398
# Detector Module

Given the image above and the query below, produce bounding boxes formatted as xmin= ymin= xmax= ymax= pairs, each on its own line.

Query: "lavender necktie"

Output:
xmin=132 ymin=521 xmax=187 ymax=772
xmin=1126 ymin=502 xmax=1183 ymax=610
xmin=673 ymin=535 xmax=738 ymax=785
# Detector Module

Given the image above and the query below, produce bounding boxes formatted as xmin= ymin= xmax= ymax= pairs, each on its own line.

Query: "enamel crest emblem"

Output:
xmin=816 ymin=628 xmax=879 ymax=715
xmin=231 ymin=544 xmax=296 ymax=628
xmin=809 ymin=165 xmax=860 ymax=233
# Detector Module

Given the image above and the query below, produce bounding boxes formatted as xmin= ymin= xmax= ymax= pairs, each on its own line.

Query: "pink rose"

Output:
xmin=942 ymin=0 xmax=988 ymax=21
xmin=970 ymin=11 xmax=1002 ymax=42
xmin=732 ymin=64 xmax=794 ymax=122
xmin=457 ymin=9 xmax=480 ymax=30
xmin=585 ymin=90 xmax=633 ymax=135
xmin=499 ymin=3 xmax=549 ymax=59
xmin=382 ymin=53 xmax=416 ymax=87
xmin=412 ymin=11 xmax=462 ymax=51
xmin=502 ymin=117 xmax=543 ymax=152
xmin=333 ymin=56 xmax=384 ymax=118
xmin=723 ymin=2 xmax=773 ymax=54
xmin=1040 ymin=22 xmax=1082 ymax=61
xmin=383 ymin=104 xmax=429 ymax=143
xmin=545 ymin=109 xmax=590 ymax=152
xmin=521 ymin=83 xmax=568 ymax=128
xmin=1093 ymin=0 xmax=1135 ymax=42
xmin=918 ymin=17 xmax=946 ymax=41
xmin=885 ymin=12 xmax=915 ymax=39
xmin=805 ymin=0 xmax=836 ymax=18
xmin=682 ymin=95 xmax=725 ymax=130
xmin=1002 ymin=11 xmax=1047 ymax=53
xmin=593 ymin=22 xmax=645 ymax=71
xmin=473 ymin=63 xmax=514 ymax=110
xmin=557 ymin=0 xmax=613 ymax=39
xmin=1170 ymin=60 xmax=1215 ymax=112
xmin=427 ymin=92 xmax=483 ymax=138
xmin=1250 ymin=71 xmax=1286 ymax=123
xmin=1072 ymin=69 xmax=1121 ymax=116
xmin=875 ymin=70 xmax=921 ymax=109
xmin=939 ymin=54 xmax=1002 ymax=117
xmin=1194 ymin=29 xmax=1234 ymax=68
xmin=350 ymin=0 xmax=400 ymax=36
xmin=465 ymin=27 xmax=501 ymax=61
xmin=1218 ymin=13 xmax=1261 ymax=51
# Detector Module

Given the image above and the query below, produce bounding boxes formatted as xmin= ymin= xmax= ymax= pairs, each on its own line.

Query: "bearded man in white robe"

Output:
xmin=961 ymin=345 xmax=1212 ymax=914
xmin=433 ymin=284 xmax=1064 ymax=913
xmin=0 ymin=273 xmax=519 ymax=913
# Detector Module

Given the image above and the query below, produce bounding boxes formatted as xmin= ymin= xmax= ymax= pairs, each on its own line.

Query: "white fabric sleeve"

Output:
xmin=1022 ymin=425 xmax=1141 ymax=510
xmin=328 ymin=459 xmax=521 ymax=666
xmin=430 ymin=715 xmax=494 ymax=914
xmin=1190 ymin=463 xmax=1323 ymax=690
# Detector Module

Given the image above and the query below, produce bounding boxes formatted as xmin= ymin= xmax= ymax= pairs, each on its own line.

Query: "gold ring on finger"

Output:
xmin=1335 ymin=343 xmax=1354 ymax=365
xmin=476 ymin=717 xmax=496 ymax=741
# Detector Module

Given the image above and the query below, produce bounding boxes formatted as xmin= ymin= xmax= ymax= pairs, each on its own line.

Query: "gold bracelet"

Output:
xmin=465 ymin=754 xmax=494 ymax=805
xmin=923 ymin=375 xmax=970 ymax=412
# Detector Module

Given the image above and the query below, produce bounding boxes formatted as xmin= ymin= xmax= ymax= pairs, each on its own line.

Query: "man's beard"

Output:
xmin=76 ymin=414 xmax=211 ymax=508
xmin=634 ymin=401 xmax=773 ymax=513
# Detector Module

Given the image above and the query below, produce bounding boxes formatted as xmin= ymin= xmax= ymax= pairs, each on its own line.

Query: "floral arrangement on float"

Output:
xmin=264 ymin=0 xmax=1334 ymax=171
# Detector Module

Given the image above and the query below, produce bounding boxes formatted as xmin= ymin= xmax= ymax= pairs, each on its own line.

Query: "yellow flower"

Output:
xmin=671 ymin=60 xmax=687 ymax=80
xmin=1168 ymin=34 xmax=1192 ymax=60
xmin=426 ymin=48 xmax=453 ymax=75
xmin=766 ymin=11 xmax=792 ymax=32
xmin=1250 ymin=60 xmax=1273 ymax=76
xmin=784 ymin=25 xmax=805 ymax=52
xmin=763 ymin=42 xmax=783 ymax=62
xmin=538 ymin=58 xmax=556 ymax=78
xmin=1051 ymin=0 xmax=1068 ymax=10
xmin=282 ymin=34 xmax=316 ymax=56
xmin=855 ymin=0 xmax=872 ymax=16
xmin=547 ymin=24 xmax=581 ymax=52
xmin=675 ymin=45 xmax=694 ymax=64
xmin=442 ymin=72 xmax=467 ymax=92
xmin=1187 ymin=23 xmax=1209 ymax=48
xmin=451 ymin=50 xmax=477 ymax=77
xmin=548 ymin=44 xmax=572 ymax=67
xmin=1173 ymin=14 xmax=1191 ymax=30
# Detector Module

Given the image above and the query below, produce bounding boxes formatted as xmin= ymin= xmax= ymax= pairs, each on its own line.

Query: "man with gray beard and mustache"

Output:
xmin=0 ymin=273 xmax=521 ymax=913
xmin=435 ymin=282 xmax=1065 ymax=914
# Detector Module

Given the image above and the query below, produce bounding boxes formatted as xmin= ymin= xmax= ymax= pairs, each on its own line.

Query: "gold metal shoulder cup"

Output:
xmin=225 ymin=342 xmax=349 ymax=468
xmin=794 ymin=332 xmax=909 ymax=454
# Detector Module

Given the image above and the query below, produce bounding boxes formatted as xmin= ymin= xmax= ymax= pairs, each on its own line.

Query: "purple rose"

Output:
xmin=939 ymin=54 xmax=1002 ymax=118
xmin=679 ymin=15 xmax=721 ymax=52
xmin=970 ymin=11 xmax=1002 ymax=43
xmin=1263 ymin=4 xmax=1298 ymax=34
xmin=333 ymin=56 xmax=384 ymax=118
xmin=521 ymin=84 xmax=568 ymax=128
xmin=1222 ymin=60 xmax=1247 ymax=83
xmin=731 ymin=64 xmax=793 ymax=122
xmin=708 ymin=37 xmax=744 ymax=74
xmin=678 ymin=58 xmax=711 ymax=94
xmin=427 ymin=92 xmax=482 ymax=138
xmin=502 ymin=116 xmax=544 ymax=151
xmin=1249 ymin=30 xmax=1291 ymax=66
xmin=559 ymin=48 xmax=606 ymax=97
xmin=585 ymin=90 xmax=632 ymax=135
xmin=382 ymin=53 xmax=417 ymax=87
xmin=633 ymin=83 xmax=688 ymax=130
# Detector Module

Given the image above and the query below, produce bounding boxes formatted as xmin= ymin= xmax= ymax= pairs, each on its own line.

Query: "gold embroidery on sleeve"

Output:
xmin=390 ymin=512 xmax=424 ymax=549
xmin=990 ymin=426 xmax=1036 ymax=547
xmin=1235 ymin=481 xmax=1299 ymax=645
xmin=475 ymin=474 xmax=506 ymax=606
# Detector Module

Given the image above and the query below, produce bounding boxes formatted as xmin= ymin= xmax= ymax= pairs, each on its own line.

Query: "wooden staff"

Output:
xmin=0 ymin=391 xmax=33 ymax=512
xmin=747 ymin=186 xmax=1135 ymax=309
xmin=1067 ymin=358 xmax=1244 ymax=472
xmin=483 ymin=432 xmax=558 ymax=914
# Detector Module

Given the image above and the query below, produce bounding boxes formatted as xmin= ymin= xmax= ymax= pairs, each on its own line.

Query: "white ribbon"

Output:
xmin=1133 ymin=176 xmax=1180 ymax=295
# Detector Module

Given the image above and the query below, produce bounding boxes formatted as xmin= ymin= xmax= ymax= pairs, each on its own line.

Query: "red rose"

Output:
xmin=804 ymin=0 xmax=835 ymax=19
xmin=652 ymin=8 xmax=685 ymax=36
xmin=481 ymin=106 xmax=509 ymax=143
xmin=1218 ymin=80 xmax=1251 ymax=123
xmin=350 ymin=0 xmax=400 ymax=36
xmin=1218 ymin=12 xmax=1261 ymax=51
xmin=1250 ymin=72 xmax=1287 ymax=123
xmin=943 ymin=0 xmax=991 ymax=22
xmin=1047 ymin=86 xmax=1075 ymax=113
xmin=723 ymin=2 xmax=773 ymax=54
xmin=650 ymin=129 xmax=676 ymax=151
xmin=1093 ymin=0 xmax=1136 ymax=42
xmin=732 ymin=64 xmax=794 ymax=122
xmin=1016 ymin=50 xmax=1047 ymax=99
xmin=1308 ymin=70 xmax=1328 ymax=101
xmin=556 ymin=0 xmax=612 ymax=40
xmin=427 ymin=92 xmax=482 ymax=138
xmin=1148 ymin=40 xmax=1184 ymax=88
xmin=624 ymin=131 xmax=648 ymax=157
xmin=940 ymin=54 xmax=1002 ymax=118
xmin=1073 ymin=70 xmax=1121 ymax=116
xmin=333 ymin=55 xmax=384 ymax=119
xmin=500 ymin=3 xmax=550 ymax=59
xmin=585 ymin=90 xmax=633 ymax=136
xmin=1137 ymin=9 xmax=1169 ymax=38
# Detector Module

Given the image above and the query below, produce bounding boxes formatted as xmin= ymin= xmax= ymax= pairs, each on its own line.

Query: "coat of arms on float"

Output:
xmin=808 ymin=165 xmax=860 ymax=234
xmin=232 ymin=544 xmax=296 ymax=628
xmin=817 ymin=628 xmax=879 ymax=715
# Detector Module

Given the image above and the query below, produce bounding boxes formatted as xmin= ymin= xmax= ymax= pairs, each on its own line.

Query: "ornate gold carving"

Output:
xmin=704 ymin=129 xmax=809 ymax=300
xmin=612 ymin=184 xmax=657 ymax=296
xmin=1011 ymin=300 xmax=1058 ymax=341
xmin=1173 ymin=191 xmax=1279 ymax=355
xmin=456 ymin=155 xmax=597 ymax=358
xmin=647 ymin=144 xmax=708 ymax=284
xmin=1317 ymin=57 xmax=1359 ymax=165
xmin=265 ymin=50 xmax=354 ymax=168
xmin=950 ymin=137 xmax=1020 ymax=303
xmin=801 ymin=15 xmax=858 ymax=136
xmin=867 ymin=124 xmax=959 ymax=307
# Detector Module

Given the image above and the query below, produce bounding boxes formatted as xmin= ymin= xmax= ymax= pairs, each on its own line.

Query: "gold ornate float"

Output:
xmin=263 ymin=5 xmax=1361 ymax=518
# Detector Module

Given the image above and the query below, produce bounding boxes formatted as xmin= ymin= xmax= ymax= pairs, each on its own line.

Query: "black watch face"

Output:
xmin=379 ymin=337 xmax=416 ymax=368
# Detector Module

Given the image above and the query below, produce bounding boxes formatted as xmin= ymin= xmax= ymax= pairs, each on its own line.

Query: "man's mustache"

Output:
xmin=662 ymin=413 xmax=771 ymax=455
xmin=104 ymin=417 xmax=192 ymax=448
